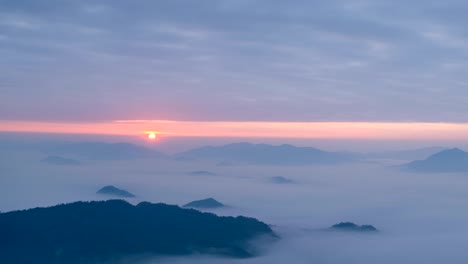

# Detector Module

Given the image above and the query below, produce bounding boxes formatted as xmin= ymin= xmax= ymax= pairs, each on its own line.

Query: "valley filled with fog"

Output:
xmin=2 ymin=139 xmax=468 ymax=264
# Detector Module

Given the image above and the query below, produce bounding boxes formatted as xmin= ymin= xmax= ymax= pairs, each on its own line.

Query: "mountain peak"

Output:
xmin=403 ymin=147 xmax=468 ymax=172
xmin=427 ymin=148 xmax=467 ymax=160
xmin=175 ymin=142 xmax=352 ymax=165
xmin=445 ymin=148 xmax=465 ymax=154
xmin=330 ymin=222 xmax=378 ymax=232
xmin=97 ymin=185 xmax=136 ymax=198
xmin=183 ymin=198 xmax=225 ymax=209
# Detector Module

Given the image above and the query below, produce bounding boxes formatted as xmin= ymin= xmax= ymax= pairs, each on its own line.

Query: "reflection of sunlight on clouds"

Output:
xmin=2 ymin=120 xmax=468 ymax=140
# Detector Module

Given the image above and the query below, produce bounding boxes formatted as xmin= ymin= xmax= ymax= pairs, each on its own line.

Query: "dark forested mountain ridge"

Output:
xmin=0 ymin=200 xmax=275 ymax=263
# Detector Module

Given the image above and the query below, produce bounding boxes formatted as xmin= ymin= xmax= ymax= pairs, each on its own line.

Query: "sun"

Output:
xmin=147 ymin=132 xmax=157 ymax=140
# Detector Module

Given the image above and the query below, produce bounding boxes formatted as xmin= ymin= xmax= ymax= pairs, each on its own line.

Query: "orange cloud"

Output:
xmin=1 ymin=120 xmax=468 ymax=140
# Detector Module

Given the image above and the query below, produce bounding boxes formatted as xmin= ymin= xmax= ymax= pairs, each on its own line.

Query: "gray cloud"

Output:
xmin=1 ymin=0 xmax=468 ymax=122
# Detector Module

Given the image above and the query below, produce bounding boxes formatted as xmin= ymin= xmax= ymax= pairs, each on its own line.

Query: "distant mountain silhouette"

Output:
xmin=42 ymin=142 xmax=166 ymax=160
xmin=41 ymin=155 xmax=81 ymax=165
xmin=190 ymin=171 xmax=217 ymax=176
xmin=176 ymin=143 xmax=354 ymax=165
xmin=402 ymin=148 xmax=468 ymax=172
xmin=269 ymin=176 xmax=295 ymax=184
xmin=97 ymin=185 xmax=135 ymax=198
xmin=330 ymin=222 xmax=378 ymax=232
xmin=362 ymin=146 xmax=448 ymax=161
xmin=0 ymin=200 xmax=274 ymax=263
xmin=184 ymin=198 xmax=225 ymax=209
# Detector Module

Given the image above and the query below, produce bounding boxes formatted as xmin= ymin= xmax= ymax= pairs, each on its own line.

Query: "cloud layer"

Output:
xmin=3 ymin=141 xmax=468 ymax=263
xmin=1 ymin=0 xmax=468 ymax=122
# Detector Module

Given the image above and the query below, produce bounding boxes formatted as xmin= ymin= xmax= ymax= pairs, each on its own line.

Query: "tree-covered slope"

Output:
xmin=0 ymin=200 xmax=275 ymax=263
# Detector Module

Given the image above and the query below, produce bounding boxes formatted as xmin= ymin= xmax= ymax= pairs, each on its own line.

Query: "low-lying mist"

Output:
xmin=2 ymin=140 xmax=468 ymax=263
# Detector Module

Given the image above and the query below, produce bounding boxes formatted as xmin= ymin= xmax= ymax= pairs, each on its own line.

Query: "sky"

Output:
xmin=1 ymin=0 xmax=468 ymax=138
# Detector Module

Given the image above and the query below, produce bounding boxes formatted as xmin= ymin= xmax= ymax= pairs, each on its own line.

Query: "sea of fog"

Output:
xmin=2 ymin=147 xmax=468 ymax=264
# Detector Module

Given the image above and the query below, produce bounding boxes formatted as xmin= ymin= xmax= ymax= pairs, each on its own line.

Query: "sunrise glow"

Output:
xmin=147 ymin=132 xmax=157 ymax=140
xmin=2 ymin=120 xmax=468 ymax=140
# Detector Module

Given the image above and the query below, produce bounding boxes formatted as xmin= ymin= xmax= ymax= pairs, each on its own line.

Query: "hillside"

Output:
xmin=0 ymin=200 xmax=275 ymax=263
xmin=403 ymin=148 xmax=468 ymax=172
xmin=183 ymin=198 xmax=225 ymax=209
xmin=96 ymin=185 xmax=136 ymax=198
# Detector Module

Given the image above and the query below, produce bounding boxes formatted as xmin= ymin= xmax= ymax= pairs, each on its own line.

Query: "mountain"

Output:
xmin=330 ymin=222 xmax=378 ymax=232
xmin=362 ymin=146 xmax=448 ymax=161
xmin=402 ymin=148 xmax=468 ymax=172
xmin=97 ymin=185 xmax=136 ymax=198
xmin=183 ymin=198 xmax=225 ymax=209
xmin=0 ymin=200 xmax=274 ymax=263
xmin=269 ymin=176 xmax=295 ymax=184
xmin=42 ymin=142 xmax=166 ymax=160
xmin=176 ymin=143 xmax=354 ymax=165
xmin=41 ymin=155 xmax=81 ymax=165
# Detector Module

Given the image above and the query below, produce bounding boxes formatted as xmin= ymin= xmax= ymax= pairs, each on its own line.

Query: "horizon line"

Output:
xmin=2 ymin=120 xmax=468 ymax=140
